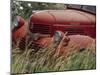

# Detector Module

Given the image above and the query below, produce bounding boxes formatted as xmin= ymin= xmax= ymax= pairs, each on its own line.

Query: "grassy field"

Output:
xmin=11 ymin=39 xmax=96 ymax=74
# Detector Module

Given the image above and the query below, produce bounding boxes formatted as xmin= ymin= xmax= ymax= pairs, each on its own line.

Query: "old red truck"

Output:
xmin=12 ymin=9 xmax=96 ymax=49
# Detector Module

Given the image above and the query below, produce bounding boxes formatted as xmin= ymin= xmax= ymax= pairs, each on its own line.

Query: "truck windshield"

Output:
xmin=67 ymin=4 xmax=96 ymax=14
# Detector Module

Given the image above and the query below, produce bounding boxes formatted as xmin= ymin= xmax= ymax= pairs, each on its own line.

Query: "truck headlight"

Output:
xmin=14 ymin=16 xmax=19 ymax=27
xmin=53 ymin=31 xmax=63 ymax=42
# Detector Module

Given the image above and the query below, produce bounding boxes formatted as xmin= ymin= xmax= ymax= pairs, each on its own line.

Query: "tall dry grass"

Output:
xmin=11 ymin=36 xmax=96 ymax=74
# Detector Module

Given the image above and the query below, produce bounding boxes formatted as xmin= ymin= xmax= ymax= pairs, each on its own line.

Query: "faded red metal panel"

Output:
xmin=30 ymin=11 xmax=55 ymax=24
xmin=30 ymin=9 xmax=96 ymax=25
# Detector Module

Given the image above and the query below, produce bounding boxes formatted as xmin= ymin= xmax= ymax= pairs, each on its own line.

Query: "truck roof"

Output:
xmin=30 ymin=9 xmax=96 ymax=25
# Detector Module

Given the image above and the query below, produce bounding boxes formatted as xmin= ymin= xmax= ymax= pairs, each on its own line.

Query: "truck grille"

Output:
xmin=66 ymin=28 xmax=84 ymax=35
xmin=33 ymin=24 xmax=50 ymax=34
